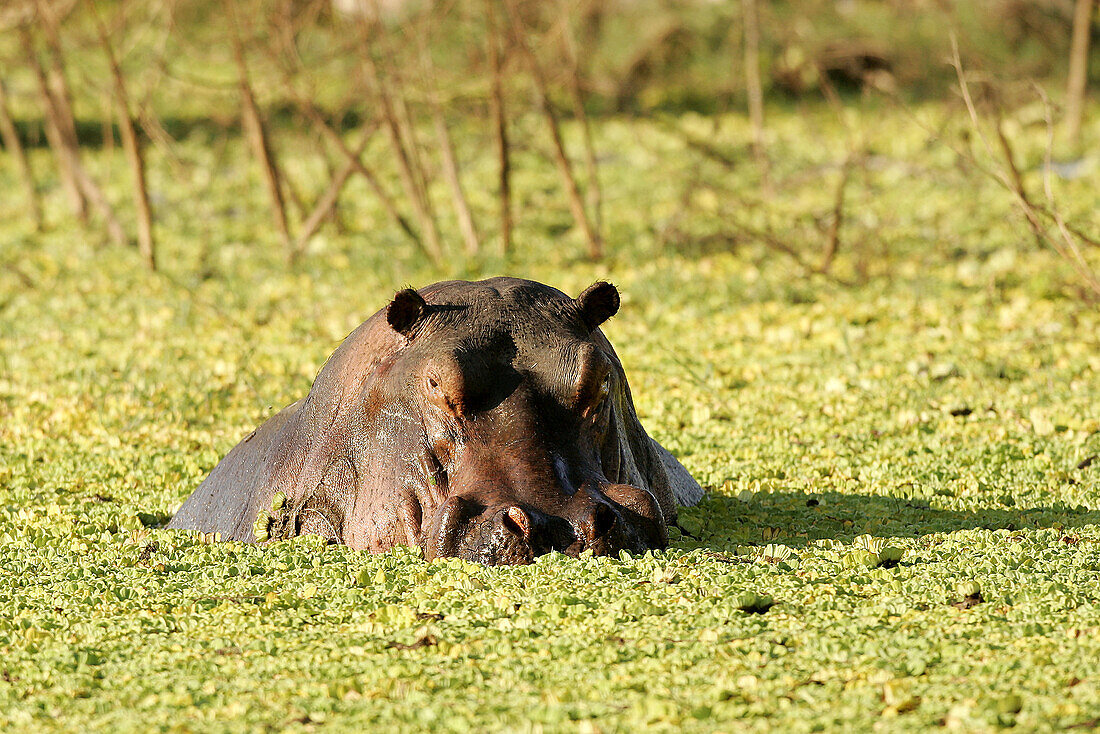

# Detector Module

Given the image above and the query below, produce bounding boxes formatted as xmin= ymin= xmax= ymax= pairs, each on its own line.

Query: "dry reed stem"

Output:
xmin=18 ymin=24 xmax=85 ymax=219
xmin=89 ymin=0 xmax=155 ymax=270
xmin=356 ymin=15 xmax=443 ymax=262
xmin=484 ymin=0 xmax=512 ymax=255
xmin=420 ymin=44 xmax=481 ymax=256
xmin=292 ymin=127 xmax=375 ymax=259
xmin=0 ymin=79 xmax=42 ymax=230
xmin=1064 ymin=0 xmax=1094 ymax=147
xmin=227 ymin=0 xmax=292 ymax=257
xmin=504 ymin=0 xmax=603 ymax=260
xmin=561 ymin=3 xmax=603 ymax=235
xmin=951 ymin=36 xmax=1100 ymax=299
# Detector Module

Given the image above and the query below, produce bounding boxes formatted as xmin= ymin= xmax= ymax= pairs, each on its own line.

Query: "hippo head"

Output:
xmin=166 ymin=277 xmax=700 ymax=564
xmin=375 ymin=280 xmax=670 ymax=564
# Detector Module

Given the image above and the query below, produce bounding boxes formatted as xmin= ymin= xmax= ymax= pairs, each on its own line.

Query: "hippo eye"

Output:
xmin=586 ymin=374 xmax=612 ymax=419
xmin=596 ymin=375 xmax=611 ymax=403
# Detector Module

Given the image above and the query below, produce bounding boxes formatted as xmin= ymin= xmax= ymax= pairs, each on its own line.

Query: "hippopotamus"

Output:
xmin=167 ymin=277 xmax=703 ymax=565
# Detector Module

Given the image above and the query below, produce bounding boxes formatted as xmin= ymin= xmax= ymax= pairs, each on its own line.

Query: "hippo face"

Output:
xmin=167 ymin=278 xmax=703 ymax=565
xmin=377 ymin=281 xmax=669 ymax=562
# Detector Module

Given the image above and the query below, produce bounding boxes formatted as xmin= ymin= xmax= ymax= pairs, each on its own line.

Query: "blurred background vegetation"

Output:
xmin=0 ymin=0 xmax=1097 ymax=294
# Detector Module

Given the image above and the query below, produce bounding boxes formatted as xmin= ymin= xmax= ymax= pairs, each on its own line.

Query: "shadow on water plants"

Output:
xmin=676 ymin=491 xmax=1100 ymax=553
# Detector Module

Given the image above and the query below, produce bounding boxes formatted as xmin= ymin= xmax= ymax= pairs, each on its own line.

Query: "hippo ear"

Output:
xmin=387 ymin=288 xmax=428 ymax=337
xmin=575 ymin=281 xmax=620 ymax=332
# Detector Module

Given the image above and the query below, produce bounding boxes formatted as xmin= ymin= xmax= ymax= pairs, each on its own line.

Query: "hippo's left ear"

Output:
xmin=575 ymin=281 xmax=620 ymax=332
xmin=387 ymin=288 xmax=429 ymax=337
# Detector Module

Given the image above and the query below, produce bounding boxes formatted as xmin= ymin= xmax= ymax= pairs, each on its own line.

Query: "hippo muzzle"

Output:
xmin=423 ymin=480 xmax=669 ymax=565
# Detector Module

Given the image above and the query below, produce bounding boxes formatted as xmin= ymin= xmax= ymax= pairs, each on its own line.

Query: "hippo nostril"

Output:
xmin=500 ymin=505 xmax=532 ymax=541
xmin=598 ymin=484 xmax=669 ymax=551
xmin=592 ymin=503 xmax=616 ymax=539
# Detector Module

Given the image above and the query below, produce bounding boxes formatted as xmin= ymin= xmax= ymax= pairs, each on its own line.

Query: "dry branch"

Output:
xmin=262 ymin=30 xmax=423 ymax=252
xmin=388 ymin=62 xmax=434 ymax=228
xmin=69 ymin=156 xmax=129 ymax=249
xmin=871 ymin=79 xmax=1100 ymax=251
xmin=292 ymin=128 xmax=375 ymax=258
xmin=819 ymin=155 xmax=852 ymax=274
xmin=561 ymin=4 xmax=602 ymax=235
xmin=283 ymin=85 xmax=423 ymax=250
xmin=653 ymin=116 xmax=741 ymax=169
xmin=18 ymin=24 xmax=84 ymax=219
xmin=356 ymin=17 xmax=443 ymax=262
xmin=485 ymin=0 xmax=513 ymax=255
xmin=1037 ymin=87 xmax=1100 ymax=298
xmin=726 ymin=212 xmax=854 ymax=286
xmin=227 ymin=0 xmax=292 ymax=258
xmin=89 ymin=0 xmax=155 ymax=270
xmin=1064 ymin=0 xmax=1094 ymax=147
xmin=951 ymin=37 xmax=1100 ymax=299
xmin=33 ymin=0 xmax=80 ymax=152
xmin=504 ymin=0 xmax=603 ymax=260
xmin=0 ymin=79 xmax=42 ymax=230
xmin=421 ymin=45 xmax=481 ymax=256
xmin=20 ymin=23 xmax=127 ymax=247
xmin=740 ymin=0 xmax=770 ymax=190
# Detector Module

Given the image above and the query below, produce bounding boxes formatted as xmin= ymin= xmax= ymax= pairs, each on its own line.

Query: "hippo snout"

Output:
xmin=422 ymin=482 xmax=668 ymax=566
xmin=423 ymin=496 xmax=549 ymax=566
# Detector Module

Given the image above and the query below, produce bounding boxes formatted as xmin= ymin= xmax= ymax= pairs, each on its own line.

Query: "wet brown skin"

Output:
xmin=167 ymin=278 xmax=704 ymax=565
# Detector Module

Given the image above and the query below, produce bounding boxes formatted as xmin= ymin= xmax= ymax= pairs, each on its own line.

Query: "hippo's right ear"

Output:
xmin=575 ymin=281 xmax=620 ymax=333
xmin=387 ymin=288 xmax=429 ymax=337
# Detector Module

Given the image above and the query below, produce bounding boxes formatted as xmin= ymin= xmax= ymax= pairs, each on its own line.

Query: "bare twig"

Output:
xmin=292 ymin=127 xmax=374 ymax=258
xmin=872 ymin=79 xmax=1100 ymax=250
xmin=420 ymin=42 xmax=480 ymax=256
xmin=69 ymin=156 xmax=130 ymax=249
xmin=952 ymin=37 xmax=1049 ymax=249
xmin=33 ymin=0 xmax=80 ymax=153
xmin=653 ymin=116 xmax=742 ymax=169
xmin=261 ymin=33 xmax=424 ymax=252
xmin=283 ymin=85 xmax=423 ymax=250
xmin=951 ymin=37 xmax=1099 ymax=299
xmin=741 ymin=0 xmax=770 ymax=191
xmin=504 ymin=0 xmax=603 ymax=260
xmin=21 ymin=23 xmax=127 ymax=247
xmin=356 ymin=15 xmax=443 ymax=262
xmin=18 ymin=24 xmax=85 ymax=219
xmin=387 ymin=60 xmax=435 ymax=230
xmin=0 ymin=79 xmax=42 ymax=230
xmin=227 ymin=0 xmax=293 ymax=258
xmin=99 ymin=92 xmax=114 ymax=157
xmin=485 ymin=0 xmax=512 ymax=255
xmin=1037 ymin=86 xmax=1100 ymax=298
xmin=726 ymin=214 xmax=854 ymax=286
xmin=819 ymin=154 xmax=852 ymax=274
xmin=561 ymin=1 xmax=603 ymax=235
xmin=1064 ymin=0 xmax=1095 ymax=147
xmin=952 ymin=40 xmax=1045 ymax=250
xmin=89 ymin=0 xmax=155 ymax=270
